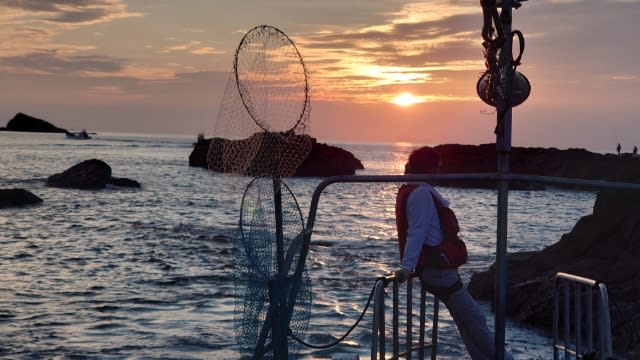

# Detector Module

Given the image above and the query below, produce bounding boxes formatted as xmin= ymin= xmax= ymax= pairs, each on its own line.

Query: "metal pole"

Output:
xmin=272 ymin=177 xmax=288 ymax=359
xmin=495 ymin=0 xmax=513 ymax=359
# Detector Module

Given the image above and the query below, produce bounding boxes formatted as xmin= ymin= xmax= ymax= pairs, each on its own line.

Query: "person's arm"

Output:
xmin=401 ymin=186 xmax=435 ymax=271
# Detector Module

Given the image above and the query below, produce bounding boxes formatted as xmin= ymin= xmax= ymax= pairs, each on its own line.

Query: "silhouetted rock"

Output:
xmin=433 ymin=144 xmax=640 ymax=189
xmin=109 ymin=177 xmax=141 ymax=188
xmin=189 ymin=137 xmax=213 ymax=167
xmin=294 ymin=138 xmax=364 ymax=177
xmin=468 ymin=189 xmax=640 ymax=358
xmin=0 ymin=189 xmax=43 ymax=208
xmin=1 ymin=112 xmax=68 ymax=133
xmin=189 ymin=135 xmax=364 ymax=177
xmin=47 ymin=159 xmax=140 ymax=190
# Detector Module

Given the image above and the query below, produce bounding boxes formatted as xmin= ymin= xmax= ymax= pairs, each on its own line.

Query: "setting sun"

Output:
xmin=392 ymin=92 xmax=420 ymax=107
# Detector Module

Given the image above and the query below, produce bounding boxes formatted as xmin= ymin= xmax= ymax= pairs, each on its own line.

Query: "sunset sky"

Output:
xmin=1 ymin=0 xmax=638 ymax=152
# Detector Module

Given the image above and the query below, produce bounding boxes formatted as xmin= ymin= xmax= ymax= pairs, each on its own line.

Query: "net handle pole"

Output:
xmin=272 ymin=177 xmax=289 ymax=359
xmin=495 ymin=1 xmax=514 ymax=360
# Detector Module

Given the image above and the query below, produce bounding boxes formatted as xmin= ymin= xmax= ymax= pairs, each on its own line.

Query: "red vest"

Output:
xmin=395 ymin=184 xmax=467 ymax=269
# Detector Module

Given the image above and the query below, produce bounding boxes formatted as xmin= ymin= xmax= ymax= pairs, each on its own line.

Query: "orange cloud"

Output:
xmin=292 ymin=2 xmax=485 ymax=104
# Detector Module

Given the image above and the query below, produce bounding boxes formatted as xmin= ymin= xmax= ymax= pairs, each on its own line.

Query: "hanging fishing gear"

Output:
xmin=209 ymin=25 xmax=314 ymax=359
xmin=477 ymin=0 xmax=531 ymax=135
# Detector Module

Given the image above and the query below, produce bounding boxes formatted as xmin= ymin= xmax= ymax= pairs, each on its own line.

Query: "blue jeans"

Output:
xmin=419 ymin=267 xmax=515 ymax=360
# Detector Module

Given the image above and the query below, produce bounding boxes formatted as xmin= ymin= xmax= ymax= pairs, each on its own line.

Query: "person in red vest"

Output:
xmin=394 ymin=146 xmax=514 ymax=360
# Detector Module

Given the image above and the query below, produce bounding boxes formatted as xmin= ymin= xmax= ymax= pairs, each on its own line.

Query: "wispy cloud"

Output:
xmin=0 ymin=0 xmax=157 ymax=81
xmin=164 ymin=41 xmax=202 ymax=53
xmin=0 ymin=50 xmax=177 ymax=80
xmin=191 ymin=47 xmax=225 ymax=56
xmin=607 ymin=74 xmax=639 ymax=81
xmin=0 ymin=50 xmax=124 ymax=75
xmin=0 ymin=0 xmax=143 ymax=26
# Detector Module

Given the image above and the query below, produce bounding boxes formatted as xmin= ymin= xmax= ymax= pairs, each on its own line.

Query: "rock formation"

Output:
xmin=468 ymin=189 xmax=640 ymax=358
xmin=47 ymin=159 xmax=141 ymax=190
xmin=1 ymin=112 xmax=68 ymax=133
xmin=294 ymin=138 xmax=364 ymax=177
xmin=0 ymin=189 xmax=43 ymax=208
xmin=189 ymin=135 xmax=364 ymax=177
xmin=433 ymin=144 xmax=640 ymax=189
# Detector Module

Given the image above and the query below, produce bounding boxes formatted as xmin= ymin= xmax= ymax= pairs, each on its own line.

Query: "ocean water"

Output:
xmin=0 ymin=132 xmax=597 ymax=359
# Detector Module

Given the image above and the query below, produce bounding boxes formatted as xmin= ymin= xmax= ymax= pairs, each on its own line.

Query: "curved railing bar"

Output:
xmin=285 ymin=172 xmax=640 ymax=357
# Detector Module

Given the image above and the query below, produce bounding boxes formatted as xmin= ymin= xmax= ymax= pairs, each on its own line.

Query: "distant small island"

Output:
xmin=190 ymin=135 xmax=365 ymax=177
xmin=191 ymin=139 xmax=640 ymax=185
xmin=0 ymin=112 xmax=68 ymax=133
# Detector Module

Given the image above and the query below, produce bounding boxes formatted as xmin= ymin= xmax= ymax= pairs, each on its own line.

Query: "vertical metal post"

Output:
xmin=431 ymin=299 xmax=439 ymax=360
xmin=564 ymin=283 xmax=570 ymax=360
xmin=380 ymin=285 xmax=386 ymax=359
xmin=393 ymin=280 xmax=400 ymax=358
xmin=406 ymin=278 xmax=413 ymax=360
xmin=372 ymin=280 xmax=382 ymax=360
xmin=419 ymin=287 xmax=426 ymax=360
xmin=576 ymin=283 xmax=582 ymax=356
xmin=587 ymin=286 xmax=594 ymax=353
xmin=553 ymin=285 xmax=560 ymax=360
xmin=272 ymin=177 xmax=288 ymax=359
xmin=495 ymin=1 xmax=513 ymax=359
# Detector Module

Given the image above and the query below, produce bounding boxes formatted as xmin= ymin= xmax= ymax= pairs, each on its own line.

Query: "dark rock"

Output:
xmin=294 ymin=138 xmax=364 ymax=177
xmin=47 ymin=159 xmax=140 ymax=190
xmin=468 ymin=190 xmax=640 ymax=358
xmin=47 ymin=159 xmax=111 ymax=189
xmin=189 ymin=137 xmax=213 ymax=167
xmin=0 ymin=189 xmax=43 ymax=208
xmin=1 ymin=112 xmax=68 ymax=133
xmin=434 ymin=144 xmax=640 ymax=189
xmin=188 ymin=135 xmax=364 ymax=177
xmin=108 ymin=177 xmax=141 ymax=188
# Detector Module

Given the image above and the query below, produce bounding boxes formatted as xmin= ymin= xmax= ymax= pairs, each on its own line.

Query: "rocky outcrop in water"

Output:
xmin=47 ymin=159 xmax=141 ymax=190
xmin=468 ymin=190 xmax=640 ymax=358
xmin=294 ymin=138 xmax=364 ymax=177
xmin=433 ymin=144 xmax=640 ymax=189
xmin=189 ymin=135 xmax=364 ymax=177
xmin=0 ymin=112 xmax=68 ymax=133
xmin=0 ymin=189 xmax=43 ymax=208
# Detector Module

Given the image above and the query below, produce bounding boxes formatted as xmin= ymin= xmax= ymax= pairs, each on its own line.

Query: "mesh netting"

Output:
xmin=234 ymin=177 xmax=312 ymax=359
xmin=207 ymin=25 xmax=312 ymax=178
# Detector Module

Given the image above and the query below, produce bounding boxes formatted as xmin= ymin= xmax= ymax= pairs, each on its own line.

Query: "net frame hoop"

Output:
xmin=238 ymin=176 xmax=306 ymax=274
xmin=236 ymin=176 xmax=310 ymax=357
xmin=233 ymin=24 xmax=310 ymax=133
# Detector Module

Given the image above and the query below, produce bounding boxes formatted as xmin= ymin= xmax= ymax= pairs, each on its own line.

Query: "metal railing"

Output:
xmin=371 ymin=274 xmax=440 ymax=360
xmin=553 ymin=272 xmax=613 ymax=360
xmin=291 ymin=172 xmax=640 ymax=360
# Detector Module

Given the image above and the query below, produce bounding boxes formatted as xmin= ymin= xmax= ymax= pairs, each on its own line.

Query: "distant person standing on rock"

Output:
xmin=634 ymin=146 xmax=638 ymax=155
xmin=617 ymin=143 xmax=622 ymax=155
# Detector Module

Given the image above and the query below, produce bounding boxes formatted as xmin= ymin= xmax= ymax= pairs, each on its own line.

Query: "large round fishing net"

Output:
xmin=207 ymin=25 xmax=312 ymax=178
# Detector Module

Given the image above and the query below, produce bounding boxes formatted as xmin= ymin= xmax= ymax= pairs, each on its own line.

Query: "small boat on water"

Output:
xmin=65 ymin=130 xmax=92 ymax=140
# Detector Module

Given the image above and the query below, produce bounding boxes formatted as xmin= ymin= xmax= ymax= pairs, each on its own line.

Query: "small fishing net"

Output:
xmin=234 ymin=177 xmax=312 ymax=359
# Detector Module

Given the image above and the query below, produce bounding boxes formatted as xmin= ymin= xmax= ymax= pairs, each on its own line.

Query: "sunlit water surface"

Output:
xmin=0 ymin=132 xmax=596 ymax=359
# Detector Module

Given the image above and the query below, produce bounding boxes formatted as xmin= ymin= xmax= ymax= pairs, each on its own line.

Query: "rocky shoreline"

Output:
xmin=468 ymin=189 xmax=640 ymax=358
xmin=434 ymin=143 xmax=640 ymax=189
